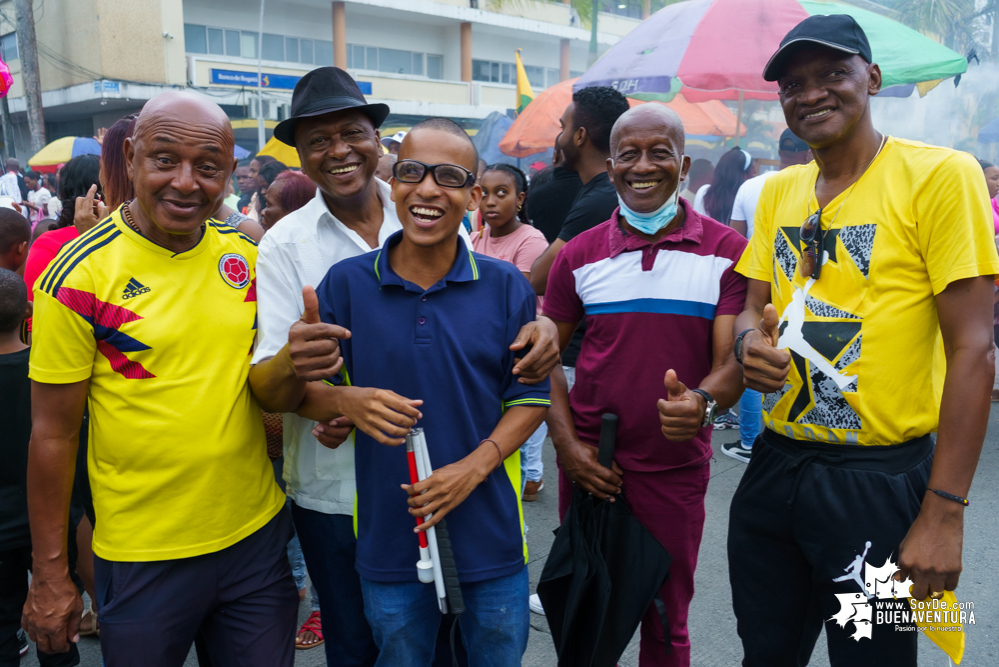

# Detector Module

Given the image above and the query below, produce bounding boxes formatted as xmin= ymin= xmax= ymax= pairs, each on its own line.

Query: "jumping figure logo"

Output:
xmin=219 ymin=253 xmax=251 ymax=289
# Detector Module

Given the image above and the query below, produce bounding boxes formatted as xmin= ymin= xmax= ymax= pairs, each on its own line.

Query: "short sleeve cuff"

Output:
xmin=29 ymin=365 xmax=93 ymax=384
xmin=930 ymin=262 xmax=999 ymax=296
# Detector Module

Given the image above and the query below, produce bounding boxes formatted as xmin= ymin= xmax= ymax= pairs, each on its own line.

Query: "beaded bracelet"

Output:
xmin=928 ymin=488 xmax=969 ymax=507
xmin=480 ymin=438 xmax=504 ymax=470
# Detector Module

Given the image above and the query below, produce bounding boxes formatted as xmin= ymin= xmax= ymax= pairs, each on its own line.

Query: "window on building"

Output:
xmin=286 ymin=37 xmax=299 ymax=63
xmin=379 ymin=48 xmax=413 ymax=75
xmin=262 ymin=33 xmax=284 ymax=61
xmin=225 ymin=30 xmax=241 ymax=57
xmin=524 ymin=65 xmax=544 ymax=89
xmin=427 ymin=54 xmax=443 ymax=80
xmin=207 ymin=28 xmax=224 ymax=55
xmin=474 ymin=59 xmax=555 ymax=88
xmin=348 ymin=45 xmax=441 ymax=79
xmin=300 ymin=39 xmax=314 ymax=64
xmin=240 ymin=32 xmax=258 ymax=59
xmin=184 ymin=24 xmax=207 ymax=54
xmin=316 ymin=40 xmax=334 ymax=66
xmin=0 ymin=32 xmax=17 ymax=62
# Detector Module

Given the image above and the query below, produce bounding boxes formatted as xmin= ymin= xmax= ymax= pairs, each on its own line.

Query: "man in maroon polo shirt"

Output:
xmin=543 ymin=105 xmax=747 ymax=666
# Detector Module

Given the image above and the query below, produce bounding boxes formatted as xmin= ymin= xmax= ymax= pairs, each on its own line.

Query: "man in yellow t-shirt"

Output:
xmin=728 ymin=15 xmax=999 ymax=667
xmin=21 ymin=92 xmax=293 ymax=666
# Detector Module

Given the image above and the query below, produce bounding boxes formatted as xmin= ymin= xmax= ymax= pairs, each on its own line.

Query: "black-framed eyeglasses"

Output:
xmin=392 ymin=159 xmax=476 ymax=188
xmin=799 ymin=208 xmax=823 ymax=279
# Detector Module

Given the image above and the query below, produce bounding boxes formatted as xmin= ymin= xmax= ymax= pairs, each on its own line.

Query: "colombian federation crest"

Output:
xmin=219 ymin=253 xmax=250 ymax=289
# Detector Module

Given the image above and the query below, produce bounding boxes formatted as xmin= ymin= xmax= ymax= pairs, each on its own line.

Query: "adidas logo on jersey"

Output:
xmin=122 ymin=277 xmax=151 ymax=299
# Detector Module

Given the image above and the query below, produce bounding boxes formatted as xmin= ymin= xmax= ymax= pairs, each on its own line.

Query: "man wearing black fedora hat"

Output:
xmin=248 ymin=67 xmax=560 ymax=667
xmin=728 ymin=14 xmax=998 ymax=666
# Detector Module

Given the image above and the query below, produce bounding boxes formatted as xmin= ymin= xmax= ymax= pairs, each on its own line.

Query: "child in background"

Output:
xmin=0 ymin=269 xmax=79 ymax=666
xmin=0 ymin=208 xmax=29 ymax=273
xmin=471 ymin=164 xmax=549 ymax=501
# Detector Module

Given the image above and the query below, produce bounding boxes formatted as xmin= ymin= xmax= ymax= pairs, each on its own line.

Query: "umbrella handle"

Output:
xmin=598 ymin=413 xmax=618 ymax=470
xmin=434 ymin=519 xmax=465 ymax=615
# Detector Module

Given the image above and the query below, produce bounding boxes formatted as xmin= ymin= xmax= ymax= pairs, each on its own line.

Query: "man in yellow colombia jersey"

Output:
xmin=22 ymin=92 xmax=294 ymax=666
xmin=728 ymin=15 xmax=999 ymax=667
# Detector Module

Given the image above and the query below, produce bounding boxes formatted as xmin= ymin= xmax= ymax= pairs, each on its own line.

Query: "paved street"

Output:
xmin=28 ymin=407 xmax=999 ymax=666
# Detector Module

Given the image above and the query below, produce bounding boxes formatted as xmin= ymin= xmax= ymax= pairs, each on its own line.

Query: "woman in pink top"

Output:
xmin=470 ymin=163 xmax=550 ymax=501
xmin=470 ymin=164 xmax=548 ymax=288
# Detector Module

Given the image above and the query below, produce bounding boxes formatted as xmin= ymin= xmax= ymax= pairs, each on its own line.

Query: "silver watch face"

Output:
xmin=703 ymin=401 xmax=717 ymax=427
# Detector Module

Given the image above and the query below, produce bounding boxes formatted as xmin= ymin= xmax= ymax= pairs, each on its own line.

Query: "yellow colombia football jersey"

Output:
xmin=737 ymin=137 xmax=999 ymax=446
xmin=30 ymin=208 xmax=285 ymax=561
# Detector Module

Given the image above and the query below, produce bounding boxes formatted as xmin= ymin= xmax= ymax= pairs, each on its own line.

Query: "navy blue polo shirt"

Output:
xmin=315 ymin=230 xmax=550 ymax=584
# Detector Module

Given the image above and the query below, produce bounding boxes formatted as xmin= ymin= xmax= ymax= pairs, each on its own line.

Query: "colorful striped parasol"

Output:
xmin=28 ymin=136 xmax=102 ymax=173
xmin=575 ymin=0 xmax=968 ymax=104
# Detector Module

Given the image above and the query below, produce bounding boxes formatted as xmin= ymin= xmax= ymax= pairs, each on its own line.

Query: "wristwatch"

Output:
xmin=690 ymin=388 xmax=717 ymax=427
xmin=734 ymin=328 xmax=755 ymax=365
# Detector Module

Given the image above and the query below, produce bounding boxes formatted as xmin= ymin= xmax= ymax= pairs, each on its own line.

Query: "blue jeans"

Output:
xmin=739 ymin=388 xmax=762 ymax=448
xmin=520 ymin=422 xmax=547 ymax=483
xmin=360 ymin=567 xmax=529 ymax=667
xmin=291 ymin=502 xmax=378 ymax=667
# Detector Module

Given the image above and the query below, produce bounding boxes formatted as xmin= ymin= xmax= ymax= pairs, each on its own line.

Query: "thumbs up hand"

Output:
xmin=741 ymin=303 xmax=792 ymax=393
xmin=288 ymin=286 xmax=352 ymax=382
xmin=657 ymin=370 xmax=706 ymax=442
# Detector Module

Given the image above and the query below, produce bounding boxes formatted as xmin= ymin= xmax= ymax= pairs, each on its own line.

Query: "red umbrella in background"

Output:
xmin=499 ymin=78 xmax=743 ymax=159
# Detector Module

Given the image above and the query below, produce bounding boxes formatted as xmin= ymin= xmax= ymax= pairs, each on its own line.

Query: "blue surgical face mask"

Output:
xmin=616 ymin=157 xmax=683 ymax=235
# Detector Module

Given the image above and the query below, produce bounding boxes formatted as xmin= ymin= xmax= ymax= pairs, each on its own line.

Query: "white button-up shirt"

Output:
xmin=252 ymin=178 xmax=468 ymax=515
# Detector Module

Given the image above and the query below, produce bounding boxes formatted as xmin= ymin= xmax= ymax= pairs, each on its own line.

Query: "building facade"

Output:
xmin=0 ymin=0 xmax=642 ymax=158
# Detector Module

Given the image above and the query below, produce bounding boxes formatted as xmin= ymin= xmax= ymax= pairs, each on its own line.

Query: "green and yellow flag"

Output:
xmin=515 ymin=49 xmax=535 ymax=113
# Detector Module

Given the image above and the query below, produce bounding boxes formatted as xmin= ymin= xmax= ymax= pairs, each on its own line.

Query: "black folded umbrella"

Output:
xmin=537 ymin=414 xmax=673 ymax=667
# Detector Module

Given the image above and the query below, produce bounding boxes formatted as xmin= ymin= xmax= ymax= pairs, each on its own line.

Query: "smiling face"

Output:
xmin=391 ymin=128 xmax=481 ymax=248
xmin=125 ymin=93 xmax=235 ymax=235
xmin=480 ymin=169 xmax=523 ymax=229
xmin=778 ymin=48 xmax=880 ymax=150
xmin=295 ymin=109 xmax=381 ymax=203
xmin=985 ymin=166 xmax=999 ymax=199
xmin=608 ymin=106 xmax=688 ymax=214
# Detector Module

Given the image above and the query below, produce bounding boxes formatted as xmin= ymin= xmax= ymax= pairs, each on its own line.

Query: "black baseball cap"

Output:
xmin=778 ymin=128 xmax=809 ymax=152
xmin=763 ymin=14 xmax=873 ymax=82
xmin=273 ymin=67 xmax=390 ymax=146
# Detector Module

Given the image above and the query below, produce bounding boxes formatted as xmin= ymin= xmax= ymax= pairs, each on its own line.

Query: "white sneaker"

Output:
xmin=529 ymin=593 xmax=545 ymax=616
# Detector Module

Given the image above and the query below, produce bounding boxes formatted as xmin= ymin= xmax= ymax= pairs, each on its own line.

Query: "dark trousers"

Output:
xmin=95 ymin=508 xmax=297 ymax=667
xmin=0 ymin=545 xmax=79 ymax=667
xmin=290 ymin=501 xmax=378 ymax=667
xmin=728 ymin=429 xmax=932 ymax=667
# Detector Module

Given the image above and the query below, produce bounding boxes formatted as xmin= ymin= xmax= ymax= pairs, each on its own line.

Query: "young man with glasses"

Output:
xmin=729 ymin=15 xmax=999 ymax=666
xmin=248 ymin=68 xmax=559 ymax=667
xmin=274 ymin=118 xmax=548 ymax=664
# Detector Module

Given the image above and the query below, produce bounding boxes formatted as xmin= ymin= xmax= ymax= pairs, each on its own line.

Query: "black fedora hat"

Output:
xmin=273 ymin=67 xmax=390 ymax=146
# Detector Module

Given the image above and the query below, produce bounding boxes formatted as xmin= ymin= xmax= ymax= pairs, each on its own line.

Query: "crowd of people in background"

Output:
xmin=1 ymin=12 xmax=997 ymax=667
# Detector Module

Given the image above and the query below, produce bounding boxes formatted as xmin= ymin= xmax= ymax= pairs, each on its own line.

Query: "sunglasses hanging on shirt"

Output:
xmin=799 ymin=209 xmax=823 ymax=279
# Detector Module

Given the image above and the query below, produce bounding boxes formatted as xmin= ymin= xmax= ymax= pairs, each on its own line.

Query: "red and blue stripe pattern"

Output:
xmin=55 ymin=286 xmax=155 ymax=379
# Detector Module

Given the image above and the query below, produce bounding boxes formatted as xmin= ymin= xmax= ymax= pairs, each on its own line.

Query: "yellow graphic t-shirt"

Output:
xmin=737 ymin=137 xmax=999 ymax=446
xmin=30 ymin=209 xmax=285 ymax=561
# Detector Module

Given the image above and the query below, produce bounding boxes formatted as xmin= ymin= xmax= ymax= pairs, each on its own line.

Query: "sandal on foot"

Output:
xmin=295 ymin=610 xmax=324 ymax=650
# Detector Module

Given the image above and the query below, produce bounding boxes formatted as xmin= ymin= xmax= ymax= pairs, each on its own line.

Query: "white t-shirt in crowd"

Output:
xmin=730 ymin=171 xmax=778 ymax=239
xmin=28 ymin=187 xmax=51 ymax=224
xmin=692 ymin=184 xmax=709 ymax=216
